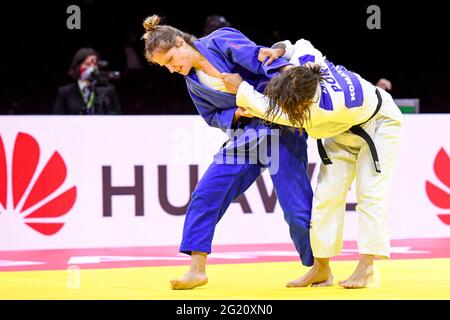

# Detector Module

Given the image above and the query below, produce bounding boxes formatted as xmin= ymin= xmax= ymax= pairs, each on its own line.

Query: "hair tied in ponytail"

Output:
xmin=143 ymin=15 xmax=160 ymax=32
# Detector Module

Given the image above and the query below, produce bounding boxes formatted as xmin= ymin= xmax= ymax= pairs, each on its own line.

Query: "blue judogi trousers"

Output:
xmin=179 ymin=129 xmax=314 ymax=267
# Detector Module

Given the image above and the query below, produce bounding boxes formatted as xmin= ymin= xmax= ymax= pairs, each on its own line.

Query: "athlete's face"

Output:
xmin=151 ymin=38 xmax=194 ymax=76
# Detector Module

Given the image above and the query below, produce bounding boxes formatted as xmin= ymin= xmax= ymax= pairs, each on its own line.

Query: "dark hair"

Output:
xmin=141 ymin=15 xmax=196 ymax=63
xmin=68 ymin=47 xmax=99 ymax=79
xmin=202 ymin=15 xmax=231 ymax=35
xmin=264 ymin=65 xmax=325 ymax=129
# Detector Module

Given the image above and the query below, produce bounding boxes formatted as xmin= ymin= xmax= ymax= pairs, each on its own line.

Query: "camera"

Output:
xmin=88 ymin=60 xmax=120 ymax=86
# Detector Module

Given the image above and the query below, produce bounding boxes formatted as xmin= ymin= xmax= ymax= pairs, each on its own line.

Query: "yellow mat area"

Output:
xmin=1 ymin=259 xmax=449 ymax=299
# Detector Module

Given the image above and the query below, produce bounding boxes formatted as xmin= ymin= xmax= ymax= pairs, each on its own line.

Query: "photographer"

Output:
xmin=53 ymin=47 xmax=122 ymax=115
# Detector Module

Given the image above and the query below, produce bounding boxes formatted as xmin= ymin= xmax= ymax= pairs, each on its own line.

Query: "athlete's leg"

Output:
xmin=340 ymin=114 xmax=402 ymax=288
xmin=289 ymin=134 xmax=357 ymax=287
xmin=171 ymin=160 xmax=262 ymax=289
xmin=268 ymin=130 xmax=314 ymax=267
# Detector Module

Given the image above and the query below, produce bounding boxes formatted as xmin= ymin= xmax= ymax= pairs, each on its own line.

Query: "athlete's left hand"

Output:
xmin=258 ymin=47 xmax=285 ymax=66
xmin=221 ymin=72 xmax=243 ymax=94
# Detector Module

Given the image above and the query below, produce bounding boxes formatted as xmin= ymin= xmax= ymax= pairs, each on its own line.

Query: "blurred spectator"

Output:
xmin=202 ymin=15 xmax=231 ymax=36
xmin=53 ymin=48 xmax=122 ymax=115
xmin=120 ymin=30 xmax=144 ymax=75
xmin=123 ymin=40 xmax=143 ymax=72
xmin=0 ymin=99 xmax=18 ymax=115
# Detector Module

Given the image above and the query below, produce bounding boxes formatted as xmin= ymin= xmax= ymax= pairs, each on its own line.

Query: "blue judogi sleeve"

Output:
xmin=210 ymin=27 xmax=291 ymax=79
xmin=187 ymin=87 xmax=237 ymax=131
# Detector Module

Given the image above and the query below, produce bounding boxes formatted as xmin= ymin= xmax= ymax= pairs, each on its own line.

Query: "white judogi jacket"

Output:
xmin=236 ymin=39 xmax=402 ymax=138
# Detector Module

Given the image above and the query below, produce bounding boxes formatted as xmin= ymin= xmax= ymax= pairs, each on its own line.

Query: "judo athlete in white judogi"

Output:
xmin=220 ymin=38 xmax=403 ymax=288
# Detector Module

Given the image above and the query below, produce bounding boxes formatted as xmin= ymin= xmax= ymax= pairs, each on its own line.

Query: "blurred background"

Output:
xmin=0 ymin=0 xmax=448 ymax=115
xmin=1 ymin=1 xmax=450 ymax=301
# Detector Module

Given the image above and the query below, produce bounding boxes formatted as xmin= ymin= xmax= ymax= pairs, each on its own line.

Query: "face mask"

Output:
xmin=79 ymin=66 xmax=95 ymax=81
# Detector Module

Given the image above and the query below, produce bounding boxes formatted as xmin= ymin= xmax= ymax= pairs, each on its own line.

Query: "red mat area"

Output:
xmin=1 ymin=238 xmax=449 ymax=272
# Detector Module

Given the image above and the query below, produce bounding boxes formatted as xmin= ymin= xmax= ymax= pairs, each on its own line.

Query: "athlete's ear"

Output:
xmin=175 ymin=36 xmax=184 ymax=47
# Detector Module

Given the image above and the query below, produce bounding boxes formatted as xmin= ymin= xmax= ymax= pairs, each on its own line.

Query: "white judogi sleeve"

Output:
xmin=235 ymin=39 xmax=322 ymax=128
xmin=236 ymin=38 xmax=389 ymax=138
xmin=236 ymin=81 xmax=295 ymax=127
xmin=273 ymin=39 xmax=325 ymax=64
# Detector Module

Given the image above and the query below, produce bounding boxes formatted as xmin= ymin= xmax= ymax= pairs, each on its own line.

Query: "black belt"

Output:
xmin=317 ymin=88 xmax=382 ymax=173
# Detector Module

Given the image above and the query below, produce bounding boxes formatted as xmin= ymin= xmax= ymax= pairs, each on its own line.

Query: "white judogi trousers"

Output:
xmin=310 ymin=89 xmax=402 ymax=259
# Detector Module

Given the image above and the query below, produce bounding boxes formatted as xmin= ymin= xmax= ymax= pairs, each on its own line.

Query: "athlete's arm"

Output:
xmin=219 ymin=73 xmax=294 ymax=127
xmin=212 ymin=28 xmax=291 ymax=78
xmin=258 ymin=40 xmax=295 ymax=67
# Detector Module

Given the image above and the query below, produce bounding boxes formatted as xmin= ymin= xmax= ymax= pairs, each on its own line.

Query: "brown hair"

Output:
xmin=264 ymin=65 xmax=325 ymax=129
xmin=68 ymin=47 xmax=99 ymax=79
xmin=141 ymin=15 xmax=196 ymax=63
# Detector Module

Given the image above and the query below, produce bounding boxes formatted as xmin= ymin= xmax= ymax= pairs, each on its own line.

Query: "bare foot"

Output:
xmin=311 ymin=273 xmax=334 ymax=287
xmin=170 ymin=271 xmax=208 ymax=290
xmin=339 ymin=265 xmax=373 ymax=289
xmin=287 ymin=263 xmax=331 ymax=287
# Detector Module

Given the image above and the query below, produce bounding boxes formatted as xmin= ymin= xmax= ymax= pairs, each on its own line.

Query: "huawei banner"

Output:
xmin=0 ymin=115 xmax=449 ymax=250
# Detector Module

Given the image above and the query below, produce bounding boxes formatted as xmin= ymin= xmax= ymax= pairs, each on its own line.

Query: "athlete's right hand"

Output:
xmin=258 ymin=48 xmax=286 ymax=66
xmin=232 ymin=107 xmax=254 ymax=125
xmin=235 ymin=107 xmax=254 ymax=118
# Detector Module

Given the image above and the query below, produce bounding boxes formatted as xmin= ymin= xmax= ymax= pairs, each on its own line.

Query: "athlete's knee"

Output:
xmin=284 ymin=212 xmax=311 ymax=230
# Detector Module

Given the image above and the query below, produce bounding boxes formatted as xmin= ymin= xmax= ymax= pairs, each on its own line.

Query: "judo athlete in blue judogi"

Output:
xmin=142 ymin=15 xmax=313 ymax=290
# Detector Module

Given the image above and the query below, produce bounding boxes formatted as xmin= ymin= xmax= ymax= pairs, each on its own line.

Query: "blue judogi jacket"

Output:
xmin=185 ymin=28 xmax=292 ymax=146
xmin=181 ymin=29 xmax=314 ymax=267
